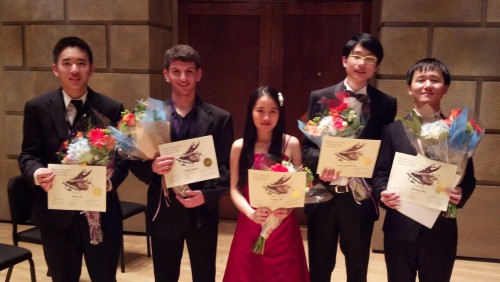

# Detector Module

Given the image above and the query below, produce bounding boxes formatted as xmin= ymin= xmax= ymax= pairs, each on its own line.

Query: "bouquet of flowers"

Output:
xmin=57 ymin=121 xmax=116 ymax=245
xmin=250 ymin=154 xmax=329 ymax=255
xmin=399 ymin=106 xmax=484 ymax=217
xmin=298 ymin=91 xmax=372 ymax=203
xmin=58 ymin=128 xmax=115 ymax=166
xmin=298 ymin=91 xmax=365 ymax=147
xmin=108 ymin=97 xmax=171 ymax=160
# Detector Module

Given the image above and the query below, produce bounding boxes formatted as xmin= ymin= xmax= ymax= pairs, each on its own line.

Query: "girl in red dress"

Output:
xmin=223 ymin=86 xmax=310 ymax=282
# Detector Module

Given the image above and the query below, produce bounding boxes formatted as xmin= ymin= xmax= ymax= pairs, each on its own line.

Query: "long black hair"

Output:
xmin=237 ymin=86 xmax=286 ymax=188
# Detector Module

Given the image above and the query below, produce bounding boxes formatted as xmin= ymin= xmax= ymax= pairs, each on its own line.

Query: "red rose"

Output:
xmin=270 ymin=164 xmax=289 ymax=172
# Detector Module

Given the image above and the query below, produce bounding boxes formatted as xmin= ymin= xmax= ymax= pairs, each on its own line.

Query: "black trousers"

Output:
xmin=151 ymin=222 xmax=218 ymax=282
xmin=384 ymin=218 xmax=458 ymax=282
xmin=40 ymin=213 xmax=122 ymax=282
xmin=306 ymin=192 xmax=374 ymax=282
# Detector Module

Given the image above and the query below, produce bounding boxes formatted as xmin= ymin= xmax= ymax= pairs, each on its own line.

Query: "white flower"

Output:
xmin=317 ymin=116 xmax=338 ymax=136
xmin=281 ymin=161 xmax=296 ymax=172
xmin=421 ymin=120 xmax=449 ymax=141
xmin=317 ymin=115 xmax=332 ymax=129
xmin=345 ymin=110 xmax=357 ymax=122
xmin=64 ymin=137 xmax=91 ymax=164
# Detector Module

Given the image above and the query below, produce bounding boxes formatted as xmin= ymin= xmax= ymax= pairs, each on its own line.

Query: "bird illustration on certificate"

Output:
xmin=317 ymin=136 xmax=381 ymax=178
xmin=47 ymin=164 xmax=107 ymax=212
xmin=159 ymin=135 xmax=219 ymax=188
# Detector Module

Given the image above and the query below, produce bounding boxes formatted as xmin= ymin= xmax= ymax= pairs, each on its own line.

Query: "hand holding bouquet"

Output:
xmin=57 ymin=124 xmax=116 ymax=245
xmin=299 ymin=91 xmax=365 ymax=147
xmin=299 ymin=91 xmax=371 ymax=203
xmin=108 ymin=97 xmax=171 ymax=160
xmin=250 ymin=154 xmax=329 ymax=255
xmin=399 ymin=106 xmax=484 ymax=217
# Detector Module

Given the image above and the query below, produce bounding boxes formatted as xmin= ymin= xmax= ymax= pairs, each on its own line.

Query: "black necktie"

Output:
xmin=71 ymin=99 xmax=84 ymax=126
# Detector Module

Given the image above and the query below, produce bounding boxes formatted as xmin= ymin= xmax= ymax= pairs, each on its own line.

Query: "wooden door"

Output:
xmin=179 ymin=1 xmax=372 ymax=220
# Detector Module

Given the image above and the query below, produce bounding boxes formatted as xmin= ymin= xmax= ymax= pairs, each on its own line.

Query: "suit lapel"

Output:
xmin=327 ymin=83 xmax=345 ymax=100
xmin=167 ymin=98 xmax=213 ymax=138
xmin=193 ymin=102 xmax=213 ymax=137
xmin=359 ymin=85 xmax=377 ymax=139
xmin=86 ymin=89 xmax=102 ymax=113
xmin=79 ymin=89 xmax=113 ymax=128
xmin=312 ymin=83 xmax=344 ymax=116
xmin=397 ymin=118 xmax=418 ymax=156
xmin=47 ymin=90 xmax=71 ymax=140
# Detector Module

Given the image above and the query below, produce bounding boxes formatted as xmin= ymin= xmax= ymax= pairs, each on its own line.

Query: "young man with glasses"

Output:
xmin=302 ymin=33 xmax=397 ymax=282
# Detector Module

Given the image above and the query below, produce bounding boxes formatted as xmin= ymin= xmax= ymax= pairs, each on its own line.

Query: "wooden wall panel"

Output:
xmin=179 ymin=1 xmax=372 ymax=224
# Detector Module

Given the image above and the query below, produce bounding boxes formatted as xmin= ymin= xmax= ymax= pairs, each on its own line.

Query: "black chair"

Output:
xmin=8 ymin=175 xmax=48 ymax=277
xmin=0 ymin=243 xmax=36 ymax=282
xmin=7 ymin=176 xmax=42 ymax=247
xmin=119 ymin=201 xmax=151 ymax=273
xmin=8 ymin=175 xmax=151 ymax=273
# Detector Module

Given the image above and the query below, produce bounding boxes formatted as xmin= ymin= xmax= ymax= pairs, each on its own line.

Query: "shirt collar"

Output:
xmin=62 ymin=90 xmax=88 ymax=108
xmin=343 ymin=80 xmax=367 ymax=95
xmin=413 ymin=107 xmax=442 ymax=123
xmin=169 ymin=99 xmax=197 ymax=119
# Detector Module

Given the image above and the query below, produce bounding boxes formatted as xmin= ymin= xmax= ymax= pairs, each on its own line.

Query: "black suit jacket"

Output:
xmin=372 ymin=119 xmax=476 ymax=242
xmin=130 ymin=96 xmax=234 ymax=236
xmin=18 ymin=87 xmax=128 ymax=230
xmin=302 ymin=81 xmax=397 ymax=220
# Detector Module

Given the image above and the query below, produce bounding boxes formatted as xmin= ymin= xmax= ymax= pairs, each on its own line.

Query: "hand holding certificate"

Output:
xmin=391 ymin=106 xmax=484 ymax=226
xmin=159 ymin=135 xmax=220 ymax=188
xmin=48 ymin=164 xmax=107 ymax=212
xmin=247 ymin=155 xmax=310 ymax=255
xmin=387 ymin=152 xmax=457 ymax=211
xmin=248 ymin=169 xmax=306 ymax=210
xmin=53 ymin=124 xmax=117 ymax=245
xmin=52 ymin=127 xmax=116 ymax=212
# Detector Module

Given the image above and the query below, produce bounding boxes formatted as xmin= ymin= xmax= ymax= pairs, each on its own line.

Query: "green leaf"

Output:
xmin=397 ymin=110 xmax=421 ymax=137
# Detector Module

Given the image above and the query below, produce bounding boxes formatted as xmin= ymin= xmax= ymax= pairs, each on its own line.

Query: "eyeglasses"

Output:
xmin=348 ymin=54 xmax=378 ymax=65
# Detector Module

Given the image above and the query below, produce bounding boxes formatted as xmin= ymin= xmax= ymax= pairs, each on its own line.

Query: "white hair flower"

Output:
xmin=277 ymin=92 xmax=284 ymax=107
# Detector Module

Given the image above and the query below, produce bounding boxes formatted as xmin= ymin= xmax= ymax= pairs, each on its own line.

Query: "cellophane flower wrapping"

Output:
xmin=57 ymin=117 xmax=116 ymax=245
xmin=250 ymin=154 xmax=323 ymax=255
xmin=298 ymin=91 xmax=371 ymax=203
xmin=399 ymin=106 xmax=484 ymax=218
xmin=298 ymin=91 xmax=365 ymax=147
xmin=108 ymin=97 xmax=171 ymax=160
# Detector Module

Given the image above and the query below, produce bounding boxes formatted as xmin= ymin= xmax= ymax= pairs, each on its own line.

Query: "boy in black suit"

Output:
xmin=130 ymin=45 xmax=234 ymax=282
xmin=373 ymin=58 xmax=476 ymax=282
xmin=18 ymin=36 xmax=128 ymax=281
xmin=302 ymin=33 xmax=397 ymax=282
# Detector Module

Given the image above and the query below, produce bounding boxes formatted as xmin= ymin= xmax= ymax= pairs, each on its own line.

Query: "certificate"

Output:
xmin=387 ymin=152 xmax=457 ymax=211
xmin=248 ymin=169 xmax=306 ymax=209
xmin=317 ymin=136 xmax=381 ymax=178
xmin=160 ymin=135 xmax=219 ymax=188
xmin=397 ymin=201 xmax=442 ymax=229
xmin=47 ymin=164 xmax=107 ymax=212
